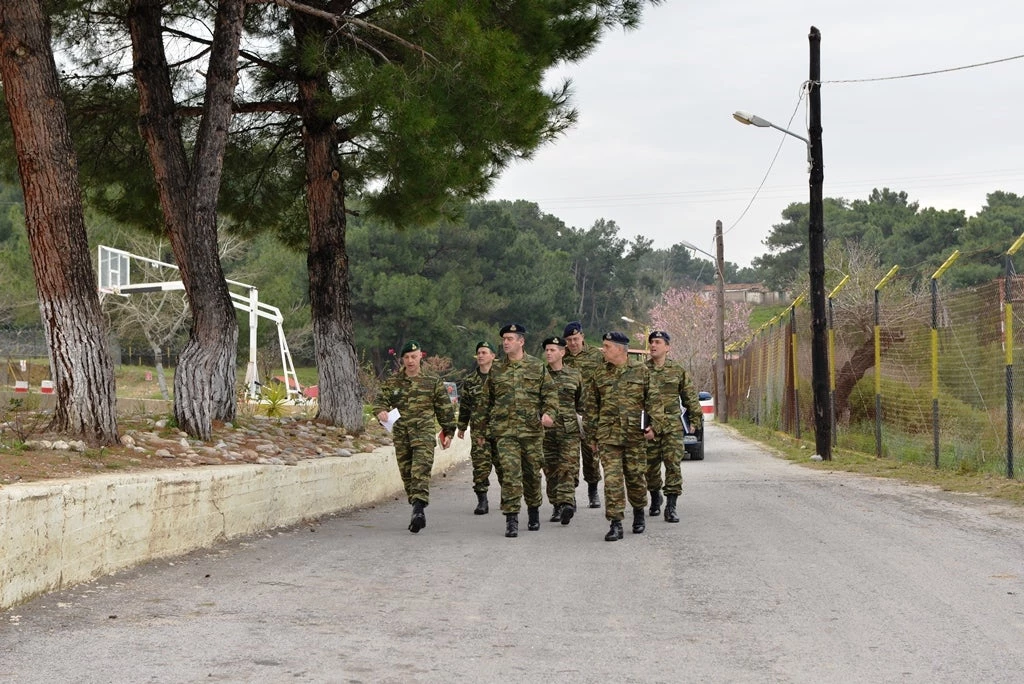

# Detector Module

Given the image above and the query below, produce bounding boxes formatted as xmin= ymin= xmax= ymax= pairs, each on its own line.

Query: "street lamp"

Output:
xmin=732 ymin=111 xmax=811 ymax=170
xmin=679 ymin=230 xmax=727 ymax=423
xmin=732 ymin=110 xmax=809 ymax=144
xmin=620 ymin=316 xmax=649 ymax=351
xmin=732 ymin=27 xmax=828 ymax=459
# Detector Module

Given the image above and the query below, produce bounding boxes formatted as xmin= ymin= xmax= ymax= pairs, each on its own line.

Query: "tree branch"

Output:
xmin=259 ymin=0 xmax=437 ymax=63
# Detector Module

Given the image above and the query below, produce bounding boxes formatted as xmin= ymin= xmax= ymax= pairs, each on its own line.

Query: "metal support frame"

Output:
xmin=97 ymin=245 xmax=301 ymax=401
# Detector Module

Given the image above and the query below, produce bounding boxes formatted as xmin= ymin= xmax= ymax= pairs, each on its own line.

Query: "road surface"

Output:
xmin=3 ymin=424 xmax=1024 ymax=682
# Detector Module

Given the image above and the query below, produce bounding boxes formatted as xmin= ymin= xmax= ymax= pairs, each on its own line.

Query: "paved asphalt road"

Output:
xmin=3 ymin=424 xmax=1024 ymax=683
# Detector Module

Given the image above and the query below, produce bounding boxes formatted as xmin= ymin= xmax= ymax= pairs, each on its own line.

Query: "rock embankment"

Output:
xmin=6 ymin=415 xmax=394 ymax=483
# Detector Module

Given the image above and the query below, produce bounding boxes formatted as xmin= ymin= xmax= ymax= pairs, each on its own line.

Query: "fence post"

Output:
xmin=828 ymin=276 xmax=850 ymax=449
xmin=930 ymin=251 xmax=960 ymax=468
xmin=789 ymin=295 xmax=805 ymax=439
xmin=874 ymin=266 xmax=900 ymax=458
xmin=1005 ymin=235 xmax=1024 ymax=479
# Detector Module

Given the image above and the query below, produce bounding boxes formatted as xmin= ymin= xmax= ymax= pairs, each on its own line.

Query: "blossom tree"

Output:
xmin=648 ymin=288 xmax=752 ymax=392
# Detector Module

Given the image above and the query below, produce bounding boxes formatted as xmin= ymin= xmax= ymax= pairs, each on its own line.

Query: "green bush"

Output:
xmin=261 ymin=381 xmax=289 ymax=418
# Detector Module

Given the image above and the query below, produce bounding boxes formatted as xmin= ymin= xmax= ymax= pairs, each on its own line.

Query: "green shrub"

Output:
xmin=261 ymin=381 xmax=289 ymax=418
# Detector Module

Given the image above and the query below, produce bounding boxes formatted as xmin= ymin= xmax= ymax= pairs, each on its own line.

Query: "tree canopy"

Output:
xmin=755 ymin=188 xmax=1024 ymax=291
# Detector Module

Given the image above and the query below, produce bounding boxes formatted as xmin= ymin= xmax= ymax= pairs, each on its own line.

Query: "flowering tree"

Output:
xmin=648 ymin=288 xmax=753 ymax=393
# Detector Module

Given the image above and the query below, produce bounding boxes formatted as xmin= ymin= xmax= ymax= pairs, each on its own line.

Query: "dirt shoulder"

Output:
xmin=0 ymin=394 xmax=392 ymax=485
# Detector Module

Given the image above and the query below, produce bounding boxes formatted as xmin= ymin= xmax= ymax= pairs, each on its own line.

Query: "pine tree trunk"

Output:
xmin=0 ymin=0 xmax=119 ymax=445
xmin=129 ymin=0 xmax=245 ymax=440
xmin=294 ymin=14 xmax=366 ymax=433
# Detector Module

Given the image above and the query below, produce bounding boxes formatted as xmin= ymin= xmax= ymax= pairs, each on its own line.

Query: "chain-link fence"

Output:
xmin=723 ymin=267 xmax=1024 ymax=480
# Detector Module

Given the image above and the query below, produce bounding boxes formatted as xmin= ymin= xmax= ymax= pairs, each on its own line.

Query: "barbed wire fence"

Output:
xmin=724 ymin=245 xmax=1024 ymax=480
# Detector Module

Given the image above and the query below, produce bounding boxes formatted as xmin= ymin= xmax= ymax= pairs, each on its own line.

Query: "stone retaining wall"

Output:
xmin=0 ymin=438 xmax=469 ymax=610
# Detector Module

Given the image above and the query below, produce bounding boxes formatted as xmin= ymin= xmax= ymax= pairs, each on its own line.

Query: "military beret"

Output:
xmin=400 ymin=340 xmax=421 ymax=355
xmin=602 ymin=331 xmax=630 ymax=346
xmin=649 ymin=330 xmax=671 ymax=343
xmin=542 ymin=336 xmax=567 ymax=348
xmin=562 ymin=321 xmax=582 ymax=337
xmin=476 ymin=340 xmax=496 ymax=353
xmin=499 ymin=323 xmax=526 ymax=336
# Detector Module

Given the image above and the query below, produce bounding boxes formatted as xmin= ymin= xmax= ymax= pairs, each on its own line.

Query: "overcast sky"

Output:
xmin=486 ymin=1 xmax=1024 ymax=268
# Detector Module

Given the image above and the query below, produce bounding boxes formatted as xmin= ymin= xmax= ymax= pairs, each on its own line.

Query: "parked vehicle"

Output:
xmin=682 ymin=400 xmax=704 ymax=461
xmin=698 ymin=390 xmax=714 ymax=421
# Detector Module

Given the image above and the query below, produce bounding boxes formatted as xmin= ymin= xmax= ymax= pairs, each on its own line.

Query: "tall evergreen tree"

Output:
xmin=126 ymin=0 xmax=248 ymax=440
xmin=0 ymin=0 xmax=118 ymax=444
xmin=45 ymin=1 xmax=661 ymax=433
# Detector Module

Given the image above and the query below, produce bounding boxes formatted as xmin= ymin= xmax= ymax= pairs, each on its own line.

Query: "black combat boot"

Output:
xmin=505 ymin=513 xmax=519 ymax=538
xmin=409 ymin=501 xmax=427 ymax=533
xmin=587 ymin=482 xmax=601 ymax=508
xmin=527 ymin=506 xmax=540 ymax=531
xmin=604 ymin=520 xmax=623 ymax=542
xmin=649 ymin=489 xmax=663 ymax=517
xmin=560 ymin=502 xmax=574 ymax=525
xmin=474 ymin=491 xmax=489 ymax=515
xmin=664 ymin=494 xmax=680 ymax=523
xmin=632 ymin=507 xmax=646 ymax=534
xmin=549 ymin=504 xmax=562 ymax=522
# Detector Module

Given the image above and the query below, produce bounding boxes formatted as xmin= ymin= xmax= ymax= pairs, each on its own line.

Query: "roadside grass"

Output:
xmin=726 ymin=418 xmax=1024 ymax=507
xmin=113 ymin=364 xmax=320 ymax=400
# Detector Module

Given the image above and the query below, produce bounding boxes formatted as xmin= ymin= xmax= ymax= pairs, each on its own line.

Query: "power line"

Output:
xmin=821 ymin=53 xmax=1024 ymax=85
xmin=721 ymin=51 xmax=1024 ymax=241
xmin=724 ymin=84 xmax=808 ymax=238
xmin=505 ymin=168 xmax=1024 ymax=211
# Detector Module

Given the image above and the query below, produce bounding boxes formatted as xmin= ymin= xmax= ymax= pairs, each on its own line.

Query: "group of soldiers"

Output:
xmin=373 ymin=321 xmax=703 ymax=541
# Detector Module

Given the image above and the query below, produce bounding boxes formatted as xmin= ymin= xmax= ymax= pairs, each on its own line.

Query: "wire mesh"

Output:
xmin=724 ymin=274 xmax=1024 ymax=479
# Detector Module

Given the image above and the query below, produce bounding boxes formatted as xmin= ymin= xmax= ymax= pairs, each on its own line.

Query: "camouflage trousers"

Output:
xmin=470 ymin=432 xmax=501 ymax=493
xmin=543 ymin=429 xmax=581 ymax=507
xmin=598 ymin=443 xmax=648 ymax=521
xmin=645 ymin=429 xmax=685 ymax=495
xmin=494 ymin=434 xmax=545 ymax=514
xmin=394 ymin=428 xmax=435 ymax=505
xmin=579 ymin=439 xmax=602 ymax=485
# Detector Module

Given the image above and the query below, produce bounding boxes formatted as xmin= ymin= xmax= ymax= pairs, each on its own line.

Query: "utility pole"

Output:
xmin=808 ymin=26 xmax=831 ymax=459
xmin=715 ymin=220 xmax=727 ymax=422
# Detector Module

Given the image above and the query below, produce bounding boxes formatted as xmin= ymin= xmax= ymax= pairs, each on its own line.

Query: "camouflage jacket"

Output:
xmin=646 ymin=357 xmax=701 ymax=436
xmin=456 ymin=368 xmax=489 ymax=433
xmin=481 ymin=353 xmax=557 ymax=439
xmin=564 ymin=344 xmax=604 ymax=385
xmin=564 ymin=343 xmax=603 ymax=423
xmin=545 ymin=365 xmax=586 ymax=436
xmin=373 ymin=368 xmax=456 ymax=439
xmin=589 ymin=358 xmax=652 ymax=447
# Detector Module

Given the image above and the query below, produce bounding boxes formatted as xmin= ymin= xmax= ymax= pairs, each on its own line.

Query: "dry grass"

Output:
xmin=727 ymin=419 xmax=1024 ymax=507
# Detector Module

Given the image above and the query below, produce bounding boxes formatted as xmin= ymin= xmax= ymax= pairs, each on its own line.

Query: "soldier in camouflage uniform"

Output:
xmin=587 ymin=331 xmax=654 ymax=542
xmin=480 ymin=323 xmax=558 ymax=538
xmin=456 ymin=340 xmax=501 ymax=515
xmin=644 ymin=330 xmax=702 ymax=524
xmin=373 ymin=340 xmax=457 ymax=534
xmin=562 ymin=321 xmax=604 ymax=508
xmin=541 ymin=336 xmax=586 ymax=526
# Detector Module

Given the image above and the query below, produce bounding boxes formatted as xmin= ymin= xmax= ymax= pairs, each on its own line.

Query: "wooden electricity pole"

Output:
xmin=808 ymin=26 xmax=831 ymax=459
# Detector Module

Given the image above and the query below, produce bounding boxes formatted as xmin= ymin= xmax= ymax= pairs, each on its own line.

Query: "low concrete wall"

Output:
xmin=0 ymin=439 xmax=469 ymax=610
xmin=0 ymin=390 xmax=173 ymax=415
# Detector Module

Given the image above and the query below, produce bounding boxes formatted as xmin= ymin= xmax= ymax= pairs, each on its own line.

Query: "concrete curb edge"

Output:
xmin=0 ymin=438 xmax=469 ymax=610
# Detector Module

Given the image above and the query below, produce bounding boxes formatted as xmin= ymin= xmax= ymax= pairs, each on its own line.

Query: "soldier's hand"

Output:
xmin=439 ymin=432 xmax=452 ymax=449
xmin=376 ymin=410 xmax=388 ymax=424
xmin=540 ymin=413 xmax=554 ymax=428
xmin=457 ymin=429 xmax=466 ymax=439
